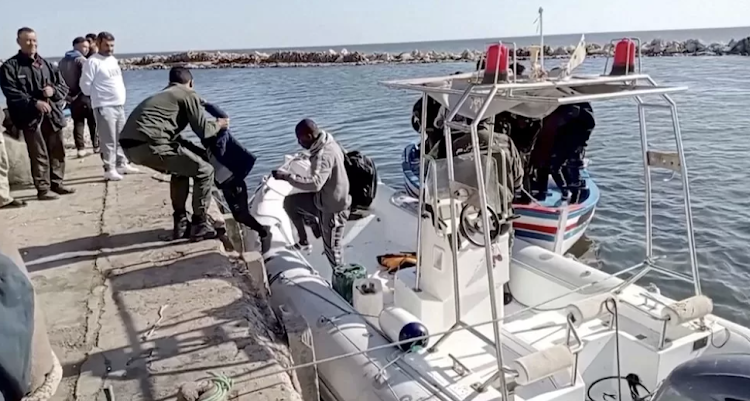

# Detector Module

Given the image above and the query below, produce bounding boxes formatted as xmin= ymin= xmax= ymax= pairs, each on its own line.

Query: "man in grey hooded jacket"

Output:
xmin=273 ymin=118 xmax=351 ymax=268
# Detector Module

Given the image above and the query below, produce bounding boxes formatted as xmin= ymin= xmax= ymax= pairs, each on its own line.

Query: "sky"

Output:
xmin=1 ymin=0 xmax=749 ymax=56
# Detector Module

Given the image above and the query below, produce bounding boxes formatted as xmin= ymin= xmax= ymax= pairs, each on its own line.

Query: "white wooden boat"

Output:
xmin=402 ymin=140 xmax=599 ymax=253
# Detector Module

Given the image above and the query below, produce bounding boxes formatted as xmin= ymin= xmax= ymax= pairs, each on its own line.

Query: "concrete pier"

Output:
xmin=1 ymin=143 xmax=301 ymax=400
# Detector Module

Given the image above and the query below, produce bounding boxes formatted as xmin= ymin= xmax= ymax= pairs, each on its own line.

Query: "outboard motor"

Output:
xmin=651 ymin=354 xmax=750 ymax=401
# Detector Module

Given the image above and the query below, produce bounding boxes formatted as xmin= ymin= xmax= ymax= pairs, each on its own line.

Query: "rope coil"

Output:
xmin=177 ymin=372 xmax=234 ymax=401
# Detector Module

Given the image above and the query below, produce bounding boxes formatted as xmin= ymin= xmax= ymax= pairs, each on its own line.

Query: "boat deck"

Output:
xmin=288 ymin=184 xmax=740 ymax=400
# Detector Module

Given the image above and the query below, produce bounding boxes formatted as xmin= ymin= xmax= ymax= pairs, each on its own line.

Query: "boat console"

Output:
xmin=394 ymin=154 xmax=510 ymax=334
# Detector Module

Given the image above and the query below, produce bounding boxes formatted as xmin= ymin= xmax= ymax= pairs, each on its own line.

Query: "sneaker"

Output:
xmin=77 ymin=149 xmax=88 ymax=158
xmin=117 ymin=164 xmax=141 ymax=175
xmin=51 ymin=185 xmax=76 ymax=195
xmin=292 ymin=241 xmax=312 ymax=253
xmin=37 ymin=191 xmax=60 ymax=201
xmin=93 ymin=147 xmax=100 ymax=154
xmin=190 ymin=215 xmax=217 ymax=242
xmin=104 ymin=170 xmax=123 ymax=181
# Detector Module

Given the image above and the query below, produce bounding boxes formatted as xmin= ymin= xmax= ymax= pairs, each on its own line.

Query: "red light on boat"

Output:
xmin=483 ymin=43 xmax=509 ymax=84
xmin=610 ymin=38 xmax=636 ymax=75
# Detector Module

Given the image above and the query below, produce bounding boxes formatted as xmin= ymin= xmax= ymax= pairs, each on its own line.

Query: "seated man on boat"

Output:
xmin=119 ymin=67 xmax=227 ymax=241
xmin=272 ymin=119 xmax=351 ymax=268
xmin=528 ymin=102 xmax=595 ymax=203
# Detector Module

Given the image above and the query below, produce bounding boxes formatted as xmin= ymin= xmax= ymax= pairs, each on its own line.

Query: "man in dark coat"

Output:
xmin=58 ymin=36 xmax=98 ymax=157
xmin=198 ymin=100 xmax=272 ymax=253
xmin=0 ymin=27 xmax=74 ymax=200
xmin=529 ymin=103 xmax=595 ymax=203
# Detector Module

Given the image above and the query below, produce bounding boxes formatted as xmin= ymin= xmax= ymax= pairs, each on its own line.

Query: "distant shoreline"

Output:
xmin=111 ymin=37 xmax=750 ymax=71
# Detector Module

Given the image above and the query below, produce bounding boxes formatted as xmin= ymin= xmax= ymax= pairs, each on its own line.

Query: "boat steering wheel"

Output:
xmin=459 ymin=203 xmax=501 ymax=247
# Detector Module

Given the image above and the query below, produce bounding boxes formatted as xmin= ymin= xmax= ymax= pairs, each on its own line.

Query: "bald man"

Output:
xmin=273 ymin=119 xmax=351 ymax=268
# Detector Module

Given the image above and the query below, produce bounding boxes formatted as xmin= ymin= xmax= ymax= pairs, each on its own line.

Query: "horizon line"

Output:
xmin=117 ymin=24 xmax=750 ymax=57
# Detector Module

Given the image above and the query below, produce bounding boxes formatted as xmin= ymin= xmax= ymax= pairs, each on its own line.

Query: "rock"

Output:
xmin=113 ymin=37 xmax=750 ymax=71
xmin=684 ymin=38 xmax=706 ymax=53
xmin=552 ymin=46 xmax=568 ymax=56
xmin=645 ymin=39 xmax=666 ymax=55
xmin=665 ymin=41 xmax=683 ymax=54
xmin=397 ymin=52 xmax=413 ymax=61
xmin=586 ymin=43 xmax=604 ymax=55
xmin=708 ymin=42 xmax=727 ymax=54
xmin=730 ymin=37 xmax=750 ymax=54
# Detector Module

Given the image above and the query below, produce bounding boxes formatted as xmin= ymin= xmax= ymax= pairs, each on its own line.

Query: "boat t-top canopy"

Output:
xmin=380 ymin=72 xmax=688 ymax=120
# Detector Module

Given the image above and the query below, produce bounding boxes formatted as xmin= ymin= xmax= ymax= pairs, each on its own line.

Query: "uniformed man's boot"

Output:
xmin=173 ymin=211 xmax=190 ymax=241
xmin=190 ymin=214 xmax=217 ymax=242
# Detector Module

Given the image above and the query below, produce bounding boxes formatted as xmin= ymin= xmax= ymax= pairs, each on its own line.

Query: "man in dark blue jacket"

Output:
xmin=0 ymin=27 xmax=73 ymax=201
xmin=197 ymin=100 xmax=272 ymax=252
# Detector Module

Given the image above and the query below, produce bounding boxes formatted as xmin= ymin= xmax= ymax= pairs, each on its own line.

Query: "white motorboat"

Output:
xmin=244 ymin=28 xmax=750 ymax=401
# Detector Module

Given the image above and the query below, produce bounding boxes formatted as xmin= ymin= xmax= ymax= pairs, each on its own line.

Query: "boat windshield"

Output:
xmin=424 ymin=154 xmax=502 ymax=212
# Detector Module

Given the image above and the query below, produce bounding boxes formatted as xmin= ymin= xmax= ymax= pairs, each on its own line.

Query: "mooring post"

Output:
xmin=280 ymin=304 xmax=320 ymax=401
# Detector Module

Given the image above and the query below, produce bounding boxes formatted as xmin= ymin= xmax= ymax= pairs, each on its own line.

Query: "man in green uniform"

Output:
xmin=119 ymin=67 xmax=228 ymax=241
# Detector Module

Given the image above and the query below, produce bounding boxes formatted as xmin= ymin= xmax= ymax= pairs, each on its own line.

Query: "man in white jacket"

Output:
xmin=80 ymin=32 xmax=138 ymax=181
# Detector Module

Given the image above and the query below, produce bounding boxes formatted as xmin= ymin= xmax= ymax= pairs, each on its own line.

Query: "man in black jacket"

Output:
xmin=59 ymin=36 xmax=98 ymax=158
xmin=0 ymin=27 xmax=74 ymax=200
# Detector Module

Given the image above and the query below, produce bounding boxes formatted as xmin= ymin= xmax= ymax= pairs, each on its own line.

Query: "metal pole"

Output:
xmin=635 ymin=100 xmax=653 ymax=259
xmin=414 ymin=92 xmax=429 ymax=292
xmin=443 ymin=87 xmax=474 ymax=323
xmin=469 ymin=87 xmax=510 ymax=401
xmin=668 ymin=104 xmax=701 ymax=296
xmin=644 ymin=74 xmax=702 ymax=296
xmin=539 ymin=7 xmax=544 ymax=71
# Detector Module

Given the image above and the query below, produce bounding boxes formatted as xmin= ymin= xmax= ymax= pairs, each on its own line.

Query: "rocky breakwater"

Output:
xmin=115 ymin=37 xmax=750 ymax=70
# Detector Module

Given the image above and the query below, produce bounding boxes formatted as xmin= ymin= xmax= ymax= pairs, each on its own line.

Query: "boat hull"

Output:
xmin=401 ymin=141 xmax=599 ymax=253
xmin=249 ymin=159 xmax=437 ymax=401
xmin=246 ymin=155 xmax=750 ymax=401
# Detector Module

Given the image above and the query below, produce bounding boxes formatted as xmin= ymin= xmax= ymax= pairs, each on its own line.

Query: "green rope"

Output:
xmin=197 ymin=372 xmax=233 ymax=401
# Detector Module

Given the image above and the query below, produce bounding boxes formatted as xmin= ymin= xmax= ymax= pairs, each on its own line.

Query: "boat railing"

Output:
xmin=381 ymin=36 xmax=702 ymax=397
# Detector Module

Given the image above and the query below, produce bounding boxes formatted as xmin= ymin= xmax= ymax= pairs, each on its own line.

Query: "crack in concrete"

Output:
xmin=73 ymin=180 xmax=112 ymax=400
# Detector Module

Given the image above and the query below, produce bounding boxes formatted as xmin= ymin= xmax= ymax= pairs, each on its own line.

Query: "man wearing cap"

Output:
xmin=273 ymin=119 xmax=351 ymax=268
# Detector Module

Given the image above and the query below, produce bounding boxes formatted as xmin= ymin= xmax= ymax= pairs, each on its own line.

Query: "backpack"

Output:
xmin=344 ymin=151 xmax=378 ymax=210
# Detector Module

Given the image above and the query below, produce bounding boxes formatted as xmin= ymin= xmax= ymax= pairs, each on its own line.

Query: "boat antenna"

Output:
xmin=534 ymin=6 xmax=545 ymax=70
